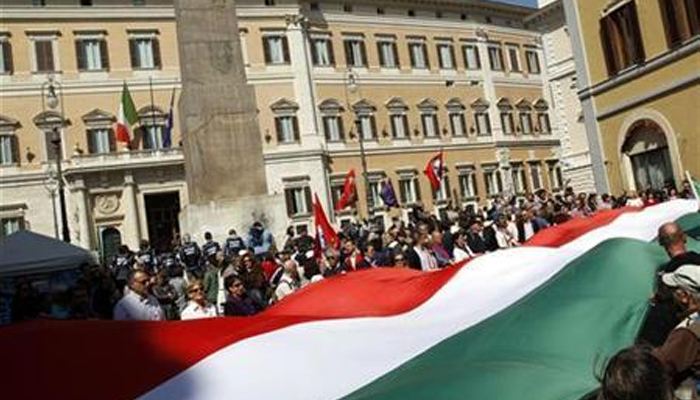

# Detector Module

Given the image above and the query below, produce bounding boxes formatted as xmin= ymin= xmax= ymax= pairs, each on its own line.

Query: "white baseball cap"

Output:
xmin=662 ymin=265 xmax=700 ymax=292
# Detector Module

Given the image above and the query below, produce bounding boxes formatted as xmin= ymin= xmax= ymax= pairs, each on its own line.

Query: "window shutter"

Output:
xmin=449 ymin=114 xmax=456 ymax=135
xmin=284 ymin=189 xmax=294 ymax=217
xmin=75 ymin=40 xmax=85 ymax=71
xmin=360 ymin=41 xmax=368 ymax=66
xmin=100 ymin=40 xmax=110 ymax=70
xmin=600 ymin=18 xmax=617 ymax=75
xmin=498 ymin=48 xmax=504 ymax=70
xmin=152 ymin=37 xmax=162 ymax=69
xmin=414 ymin=178 xmax=422 ymax=202
xmin=108 ymin=129 xmax=117 ymax=152
xmin=87 ymin=130 xmax=96 ymax=154
xmin=10 ymin=135 xmax=19 ymax=164
xmin=449 ymin=46 xmax=456 ymax=69
xmin=344 ymin=40 xmax=352 ymax=66
xmin=292 ymin=116 xmax=300 ymax=142
xmin=129 ymin=39 xmax=139 ymax=68
xmin=327 ymin=40 xmax=336 ymax=65
xmin=409 ymin=44 xmax=416 ymax=67
xmin=460 ymin=114 xmax=467 ymax=135
xmin=2 ymin=42 xmax=13 ymax=74
xmin=310 ymin=40 xmax=319 ymax=65
xmin=433 ymin=115 xmax=440 ymax=135
xmin=627 ymin=2 xmax=645 ymax=63
xmin=274 ymin=117 xmax=283 ymax=143
xmin=282 ymin=36 xmax=290 ymax=63
xmin=422 ymin=44 xmax=430 ymax=69
xmin=437 ymin=45 xmax=444 ymax=69
xmin=36 ymin=41 xmax=54 ymax=72
xmin=263 ymin=37 xmax=272 ymax=64
xmin=304 ymin=187 xmax=313 ymax=215
xmin=421 ymin=115 xmax=427 ymax=136
xmin=370 ymin=115 xmax=377 ymax=139
xmin=338 ymin=118 xmax=345 ymax=140
xmin=392 ymin=42 xmax=399 ymax=68
xmin=377 ymin=42 xmax=385 ymax=66
xmin=402 ymin=115 xmax=409 ymax=137
xmin=322 ymin=117 xmax=329 ymax=140
xmin=475 ymin=47 xmax=481 ymax=69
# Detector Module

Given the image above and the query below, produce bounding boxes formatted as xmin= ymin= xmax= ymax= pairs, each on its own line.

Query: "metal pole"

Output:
xmin=54 ymin=128 xmax=70 ymax=243
xmin=356 ymin=119 xmax=373 ymax=221
xmin=50 ymin=189 xmax=59 ymax=239
xmin=149 ymin=77 xmax=157 ymax=147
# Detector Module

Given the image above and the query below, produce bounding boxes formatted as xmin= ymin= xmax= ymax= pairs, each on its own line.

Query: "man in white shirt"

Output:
xmin=274 ymin=259 xmax=301 ymax=302
xmin=113 ymin=270 xmax=165 ymax=321
xmin=181 ymin=280 xmax=218 ymax=320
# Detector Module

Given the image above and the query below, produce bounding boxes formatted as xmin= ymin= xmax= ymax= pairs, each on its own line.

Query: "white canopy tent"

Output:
xmin=0 ymin=231 xmax=96 ymax=278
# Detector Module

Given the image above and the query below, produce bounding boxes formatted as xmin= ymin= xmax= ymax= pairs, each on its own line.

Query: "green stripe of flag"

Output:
xmin=121 ymin=82 xmax=139 ymax=125
xmin=341 ymin=215 xmax=700 ymax=400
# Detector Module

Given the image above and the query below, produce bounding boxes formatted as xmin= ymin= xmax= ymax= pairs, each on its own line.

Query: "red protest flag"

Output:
xmin=335 ymin=169 xmax=357 ymax=211
xmin=424 ymin=150 xmax=444 ymax=191
xmin=314 ymin=194 xmax=340 ymax=253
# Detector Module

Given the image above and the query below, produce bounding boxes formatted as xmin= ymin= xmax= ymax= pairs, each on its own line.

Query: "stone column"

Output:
xmin=73 ymin=177 xmax=92 ymax=250
xmin=123 ymin=172 xmax=141 ymax=249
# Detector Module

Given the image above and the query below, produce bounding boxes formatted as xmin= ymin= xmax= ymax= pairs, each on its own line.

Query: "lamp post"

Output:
xmin=42 ymin=75 xmax=71 ymax=243
xmin=346 ymin=69 xmax=374 ymax=221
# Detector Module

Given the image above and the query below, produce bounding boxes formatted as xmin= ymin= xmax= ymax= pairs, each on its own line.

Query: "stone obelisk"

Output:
xmin=175 ymin=0 xmax=285 ymax=241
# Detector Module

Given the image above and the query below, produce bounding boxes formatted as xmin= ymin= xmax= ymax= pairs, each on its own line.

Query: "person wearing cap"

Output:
xmin=654 ymin=265 xmax=700 ymax=398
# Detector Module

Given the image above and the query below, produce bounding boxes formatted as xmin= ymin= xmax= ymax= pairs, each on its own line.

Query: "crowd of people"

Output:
xmin=8 ymin=182 xmax=699 ymax=398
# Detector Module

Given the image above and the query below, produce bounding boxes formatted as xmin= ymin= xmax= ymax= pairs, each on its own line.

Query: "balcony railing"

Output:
xmin=68 ymin=147 xmax=183 ymax=171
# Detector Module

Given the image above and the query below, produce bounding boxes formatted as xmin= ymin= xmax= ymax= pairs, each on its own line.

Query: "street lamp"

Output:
xmin=42 ymin=75 xmax=71 ymax=243
xmin=346 ymin=69 xmax=374 ymax=221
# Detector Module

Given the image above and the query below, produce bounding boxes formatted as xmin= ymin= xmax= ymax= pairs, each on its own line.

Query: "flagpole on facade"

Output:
xmin=345 ymin=68 xmax=374 ymax=221
xmin=148 ymin=77 xmax=157 ymax=144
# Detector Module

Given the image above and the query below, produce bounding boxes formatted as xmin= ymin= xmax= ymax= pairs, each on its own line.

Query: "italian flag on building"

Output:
xmin=1 ymin=200 xmax=699 ymax=400
xmin=116 ymin=82 xmax=138 ymax=145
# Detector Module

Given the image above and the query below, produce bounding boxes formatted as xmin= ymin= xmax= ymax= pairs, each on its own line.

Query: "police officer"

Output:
xmin=178 ymin=234 xmax=202 ymax=278
xmin=110 ymin=245 xmax=134 ymax=294
xmin=158 ymin=251 xmax=179 ymax=276
xmin=201 ymin=231 xmax=221 ymax=264
xmin=136 ymin=240 xmax=159 ymax=274
xmin=224 ymin=228 xmax=246 ymax=259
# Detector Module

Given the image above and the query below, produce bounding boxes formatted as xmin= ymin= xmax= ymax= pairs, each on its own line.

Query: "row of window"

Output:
xmin=285 ymin=161 xmax=564 ymax=218
xmin=600 ymin=0 xmax=698 ymax=76
xmin=265 ymin=32 xmax=540 ymax=73
xmin=0 ymin=109 xmax=171 ymax=165
xmin=272 ymin=97 xmax=551 ymax=145
xmin=0 ymin=32 xmax=160 ymax=74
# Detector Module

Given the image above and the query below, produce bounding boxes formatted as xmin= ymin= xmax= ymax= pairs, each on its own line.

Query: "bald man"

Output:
xmin=639 ymin=222 xmax=700 ymax=346
xmin=658 ymin=222 xmax=700 ymax=273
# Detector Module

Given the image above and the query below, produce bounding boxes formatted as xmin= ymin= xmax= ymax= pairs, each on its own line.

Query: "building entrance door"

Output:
xmin=144 ymin=192 xmax=181 ymax=252
xmin=622 ymin=119 xmax=676 ymax=192
xmin=630 ymin=147 xmax=674 ymax=191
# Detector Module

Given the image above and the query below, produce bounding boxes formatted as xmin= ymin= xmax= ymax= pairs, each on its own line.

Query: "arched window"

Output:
xmin=385 ymin=97 xmax=409 ymax=139
xmin=82 ymin=109 xmax=116 ymax=154
xmin=497 ymin=98 xmax=515 ymax=135
xmin=516 ymin=99 xmax=533 ymax=135
xmin=352 ymin=99 xmax=377 ymax=141
xmin=271 ymin=98 xmax=300 ymax=144
xmin=445 ymin=98 xmax=466 ymax=137
xmin=138 ymin=106 xmax=167 ymax=150
xmin=534 ymin=99 xmax=551 ymax=135
xmin=417 ymin=98 xmax=440 ymax=138
xmin=318 ymin=99 xmax=345 ymax=142
xmin=470 ymin=98 xmax=491 ymax=136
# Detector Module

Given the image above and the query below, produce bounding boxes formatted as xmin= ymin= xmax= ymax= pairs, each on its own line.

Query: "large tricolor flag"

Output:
xmin=116 ymin=82 xmax=139 ymax=145
xmin=2 ymin=200 xmax=699 ymax=400
xmin=335 ymin=169 xmax=357 ymax=211
xmin=424 ymin=150 xmax=444 ymax=191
